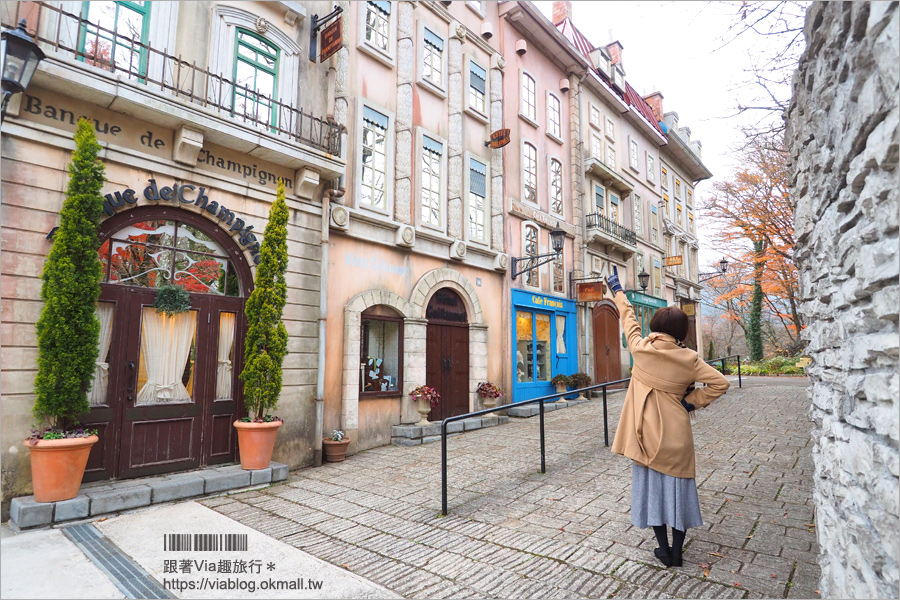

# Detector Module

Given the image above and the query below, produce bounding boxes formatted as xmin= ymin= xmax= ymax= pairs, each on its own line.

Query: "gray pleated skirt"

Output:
xmin=631 ymin=462 xmax=703 ymax=531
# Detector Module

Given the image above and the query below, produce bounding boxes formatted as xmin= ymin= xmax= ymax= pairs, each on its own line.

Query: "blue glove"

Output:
xmin=606 ymin=266 xmax=623 ymax=294
xmin=681 ymin=399 xmax=696 ymax=412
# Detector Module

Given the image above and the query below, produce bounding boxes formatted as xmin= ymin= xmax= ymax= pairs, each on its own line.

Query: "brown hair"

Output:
xmin=649 ymin=306 xmax=689 ymax=342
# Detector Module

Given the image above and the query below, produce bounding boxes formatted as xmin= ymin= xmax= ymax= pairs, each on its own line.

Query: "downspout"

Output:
xmin=574 ymin=69 xmax=590 ymax=376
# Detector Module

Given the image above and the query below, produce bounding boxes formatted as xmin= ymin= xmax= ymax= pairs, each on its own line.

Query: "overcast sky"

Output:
xmin=532 ymin=1 xmax=803 ymax=269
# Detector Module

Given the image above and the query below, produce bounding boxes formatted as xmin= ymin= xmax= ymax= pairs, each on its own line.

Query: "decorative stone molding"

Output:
xmin=450 ymin=239 xmax=467 ymax=261
xmin=490 ymin=57 xmax=505 ymax=252
xmin=493 ymin=253 xmax=509 ymax=272
xmin=452 ymin=21 xmax=466 ymax=42
xmin=172 ymin=126 xmax=204 ymax=166
xmin=409 ymin=268 xmax=484 ymax=325
xmin=330 ymin=205 xmax=350 ymax=230
xmin=396 ymin=224 xmax=415 ymax=247
xmin=294 ymin=167 xmax=321 ymax=200
xmin=494 ymin=54 xmax=505 ymax=71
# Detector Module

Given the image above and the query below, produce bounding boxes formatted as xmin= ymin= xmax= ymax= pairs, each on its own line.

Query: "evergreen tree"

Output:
xmin=240 ymin=180 xmax=289 ymax=420
xmin=707 ymin=339 xmax=716 ymax=361
xmin=748 ymin=240 xmax=765 ymax=361
xmin=33 ymin=119 xmax=105 ymax=430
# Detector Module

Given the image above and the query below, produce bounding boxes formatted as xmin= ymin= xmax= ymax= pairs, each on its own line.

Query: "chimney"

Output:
xmin=552 ymin=1 xmax=572 ymax=24
xmin=605 ymin=41 xmax=624 ymax=68
xmin=643 ymin=91 xmax=664 ymax=123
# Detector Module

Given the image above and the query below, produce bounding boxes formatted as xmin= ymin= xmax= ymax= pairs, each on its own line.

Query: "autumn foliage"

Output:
xmin=701 ymin=134 xmax=805 ymax=356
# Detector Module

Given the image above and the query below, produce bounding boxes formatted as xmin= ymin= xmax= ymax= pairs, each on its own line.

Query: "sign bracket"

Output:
xmin=309 ymin=5 xmax=343 ymax=63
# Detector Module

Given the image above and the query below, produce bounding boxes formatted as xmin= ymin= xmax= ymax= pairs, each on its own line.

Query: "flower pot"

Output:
xmin=25 ymin=435 xmax=98 ymax=503
xmin=234 ymin=420 xmax=282 ymax=470
xmin=415 ymin=397 xmax=432 ymax=426
xmin=322 ymin=438 xmax=351 ymax=462
xmin=554 ymin=383 xmax=568 ymax=401
xmin=479 ymin=393 xmax=498 ymax=409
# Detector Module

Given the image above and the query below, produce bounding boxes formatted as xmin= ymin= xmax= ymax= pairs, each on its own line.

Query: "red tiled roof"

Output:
xmin=554 ymin=17 xmax=665 ymax=137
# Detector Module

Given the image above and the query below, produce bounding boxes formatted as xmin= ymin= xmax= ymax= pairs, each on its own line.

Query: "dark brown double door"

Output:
xmin=82 ymin=285 xmax=244 ymax=481
xmin=592 ymin=302 xmax=622 ymax=385
xmin=425 ymin=289 xmax=470 ymax=421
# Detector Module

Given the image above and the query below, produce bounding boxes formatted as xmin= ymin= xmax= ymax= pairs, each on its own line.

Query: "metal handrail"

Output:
xmin=440 ymin=377 xmax=630 ymax=515
xmin=585 ymin=212 xmax=637 ymax=245
xmin=705 ymin=354 xmax=743 ymax=389
xmin=5 ymin=2 xmax=343 ymax=155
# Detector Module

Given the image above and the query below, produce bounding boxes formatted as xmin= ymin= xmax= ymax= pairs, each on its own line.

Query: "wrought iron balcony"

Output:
xmin=585 ymin=213 xmax=637 ymax=246
xmin=4 ymin=2 xmax=342 ymax=156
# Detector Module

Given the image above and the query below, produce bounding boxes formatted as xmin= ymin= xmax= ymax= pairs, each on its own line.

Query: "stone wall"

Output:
xmin=786 ymin=2 xmax=899 ymax=598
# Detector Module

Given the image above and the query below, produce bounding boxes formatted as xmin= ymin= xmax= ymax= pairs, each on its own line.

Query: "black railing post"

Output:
xmin=539 ymin=400 xmax=546 ymax=474
xmin=441 ymin=421 xmax=448 ymax=516
xmin=721 ymin=358 xmax=726 ymax=375
xmin=737 ymin=355 xmax=742 ymax=388
xmin=602 ymin=386 xmax=609 ymax=447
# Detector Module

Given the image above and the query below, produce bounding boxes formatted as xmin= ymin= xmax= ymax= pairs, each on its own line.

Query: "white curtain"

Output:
xmin=88 ymin=303 xmax=115 ymax=406
xmin=136 ymin=308 xmax=196 ymax=405
xmin=215 ymin=313 xmax=236 ymax=399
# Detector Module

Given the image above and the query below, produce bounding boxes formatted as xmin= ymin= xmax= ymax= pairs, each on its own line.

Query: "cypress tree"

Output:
xmin=707 ymin=339 xmax=716 ymax=361
xmin=240 ymin=180 xmax=289 ymax=420
xmin=33 ymin=119 xmax=105 ymax=431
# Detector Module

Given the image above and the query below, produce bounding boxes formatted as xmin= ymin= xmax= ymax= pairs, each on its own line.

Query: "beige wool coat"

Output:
xmin=610 ymin=292 xmax=730 ymax=479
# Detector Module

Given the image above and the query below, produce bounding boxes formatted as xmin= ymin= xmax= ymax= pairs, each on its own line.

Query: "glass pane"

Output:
xmin=215 ymin=313 xmax=237 ymax=400
xmin=556 ymin=315 xmax=567 ymax=355
xmin=135 ymin=307 xmax=198 ymax=405
xmin=116 ymin=6 xmax=144 ymax=40
xmin=88 ymin=302 xmax=116 ymax=406
xmin=86 ymin=2 xmax=118 ymax=33
xmin=256 ymin=70 xmax=274 ymax=96
xmin=223 ymin=262 xmax=241 ymax=297
xmin=535 ymin=314 xmax=551 ymax=382
xmin=108 ymin=241 xmax=173 ymax=287
xmin=176 ymin=223 xmax=225 ymax=255
xmin=173 ymin=251 xmax=228 ymax=294
xmin=235 ymin=60 xmax=256 ymax=89
xmin=516 ymin=311 xmax=534 ymax=382
xmin=114 ymin=220 xmax=176 ymax=246
xmin=360 ymin=319 xmax=400 ymax=392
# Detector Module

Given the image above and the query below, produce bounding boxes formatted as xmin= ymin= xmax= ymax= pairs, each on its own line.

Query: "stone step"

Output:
xmin=9 ymin=462 xmax=289 ymax=530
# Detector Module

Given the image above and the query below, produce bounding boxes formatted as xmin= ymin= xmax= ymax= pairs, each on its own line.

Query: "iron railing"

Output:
xmin=5 ymin=2 xmax=343 ymax=155
xmin=440 ymin=357 xmax=743 ymax=515
xmin=585 ymin=212 xmax=637 ymax=245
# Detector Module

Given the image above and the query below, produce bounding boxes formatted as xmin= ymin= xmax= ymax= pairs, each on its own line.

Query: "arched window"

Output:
xmin=98 ymin=219 xmax=243 ymax=296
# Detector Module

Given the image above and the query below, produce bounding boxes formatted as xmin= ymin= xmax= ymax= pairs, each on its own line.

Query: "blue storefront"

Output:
xmin=511 ymin=289 xmax=578 ymax=403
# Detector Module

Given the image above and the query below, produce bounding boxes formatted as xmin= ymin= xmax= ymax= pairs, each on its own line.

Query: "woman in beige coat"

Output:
xmin=606 ymin=267 xmax=730 ymax=567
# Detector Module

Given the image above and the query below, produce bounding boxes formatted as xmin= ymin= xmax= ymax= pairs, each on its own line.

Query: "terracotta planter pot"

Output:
xmin=233 ymin=420 xmax=282 ymax=470
xmin=25 ymin=435 xmax=98 ymax=503
xmin=322 ymin=439 xmax=351 ymax=462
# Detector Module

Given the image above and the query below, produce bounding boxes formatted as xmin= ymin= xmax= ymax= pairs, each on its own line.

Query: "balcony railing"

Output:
xmin=585 ymin=212 xmax=637 ymax=246
xmin=4 ymin=2 xmax=342 ymax=156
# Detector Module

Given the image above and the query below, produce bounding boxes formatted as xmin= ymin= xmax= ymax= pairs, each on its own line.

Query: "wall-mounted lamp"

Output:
xmin=698 ymin=257 xmax=729 ymax=282
xmin=511 ymin=222 xmax=565 ymax=280
xmin=1 ymin=19 xmax=45 ymax=121
xmin=638 ymin=268 xmax=650 ymax=292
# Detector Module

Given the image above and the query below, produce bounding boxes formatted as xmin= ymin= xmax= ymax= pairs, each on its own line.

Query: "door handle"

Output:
xmin=606 ymin=345 xmax=610 ymax=355
xmin=127 ymin=360 xmax=136 ymax=401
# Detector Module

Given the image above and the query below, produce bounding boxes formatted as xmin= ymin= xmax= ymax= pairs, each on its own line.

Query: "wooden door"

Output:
xmin=426 ymin=323 xmax=470 ymax=421
xmin=592 ymin=302 xmax=621 ymax=384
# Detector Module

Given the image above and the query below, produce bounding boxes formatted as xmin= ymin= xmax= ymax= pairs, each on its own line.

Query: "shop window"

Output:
xmin=547 ymin=93 xmax=561 ymax=139
xmin=468 ymin=157 xmax=487 ymax=242
xmin=521 ymin=72 xmax=537 ymax=123
xmin=523 ymin=142 xmax=538 ymax=205
xmin=365 ymin=1 xmax=391 ymax=53
xmin=549 ymin=158 xmax=563 ymax=216
xmin=233 ymin=29 xmax=279 ymax=128
xmin=555 ymin=315 xmax=567 ymax=355
xmin=421 ymin=135 xmax=443 ymax=227
xmin=515 ymin=311 xmax=551 ymax=382
xmin=359 ymin=306 xmax=403 ymax=396
xmin=361 ymin=106 xmax=390 ymax=211
xmin=524 ymin=223 xmax=539 ymax=288
xmin=98 ymin=220 xmax=241 ymax=295
xmin=468 ymin=60 xmax=486 ymax=115
xmin=79 ymin=1 xmax=150 ymax=79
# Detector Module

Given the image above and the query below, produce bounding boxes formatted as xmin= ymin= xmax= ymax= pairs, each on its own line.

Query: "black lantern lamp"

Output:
xmin=699 ymin=257 xmax=729 ymax=282
xmin=638 ymin=268 xmax=650 ymax=292
xmin=511 ymin=222 xmax=566 ymax=280
xmin=1 ymin=19 xmax=45 ymax=120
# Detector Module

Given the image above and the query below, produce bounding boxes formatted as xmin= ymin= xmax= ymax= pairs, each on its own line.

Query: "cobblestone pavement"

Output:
xmin=202 ymin=378 xmax=820 ymax=599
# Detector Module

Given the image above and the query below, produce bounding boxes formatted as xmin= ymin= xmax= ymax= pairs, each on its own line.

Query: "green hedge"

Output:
xmin=739 ymin=356 xmax=807 ymax=376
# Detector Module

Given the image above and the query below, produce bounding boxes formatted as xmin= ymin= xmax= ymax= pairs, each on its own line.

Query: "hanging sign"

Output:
xmin=664 ymin=255 xmax=683 ymax=266
xmin=577 ymin=282 xmax=606 ymax=302
xmin=319 ymin=17 xmax=343 ymax=62
xmin=486 ymin=129 xmax=511 ymax=148
xmin=682 ymin=303 xmax=696 ymax=316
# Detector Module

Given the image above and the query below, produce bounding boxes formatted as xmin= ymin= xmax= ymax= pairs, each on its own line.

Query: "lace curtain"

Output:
xmin=215 ymin=313 xmax=236 ymax=399
xmin=88 ymin=303 xmax=115 ymax=406
xmin=136 ymin=308 xmax=196 ymax=405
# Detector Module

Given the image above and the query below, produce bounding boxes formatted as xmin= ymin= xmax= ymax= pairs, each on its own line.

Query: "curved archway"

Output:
xmin=409 ymin=268 xmax=484 ymax=324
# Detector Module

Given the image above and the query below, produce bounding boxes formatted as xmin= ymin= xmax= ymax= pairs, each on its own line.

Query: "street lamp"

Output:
xmin=638 ymin=269 xmax=650 ymax=292
xmin=698 ymin=257 xmax=729 ymax=282
xmin=1 ymin=19 xmax=45 ymax=121
xmin=511 ymin=222 xmax=566 ymax=280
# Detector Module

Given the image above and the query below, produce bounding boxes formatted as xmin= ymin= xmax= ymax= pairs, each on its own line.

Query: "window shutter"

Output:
xmin=424 ymin=28 xmax=443 ymax=51
xmin=470 ymin=62 xmax=486 ymax=94
xmin=363 ymin=106 xmax=389 ymax=130
xmin=469 ymin=159 xmax=487 ymax=196
xmin=423 ymin=135 xmax=443 ymax=155
xmin=370 ymin=1 xmax=391 ymax=15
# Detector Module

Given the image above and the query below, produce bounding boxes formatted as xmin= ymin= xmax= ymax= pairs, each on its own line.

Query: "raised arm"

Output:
xmin=684 ymin=356 xmax=731 ymax=409
xmin=612 ymin=291 xmax=643 ymax=353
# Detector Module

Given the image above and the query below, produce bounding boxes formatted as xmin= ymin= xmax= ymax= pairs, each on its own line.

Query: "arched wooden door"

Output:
xmin=425 ymin=289 xmax=470 ymax=421
xmin=81 ymin=207 xmax=252 ymax=481
xmin=592 ymin=302 xmax=622 ymax=384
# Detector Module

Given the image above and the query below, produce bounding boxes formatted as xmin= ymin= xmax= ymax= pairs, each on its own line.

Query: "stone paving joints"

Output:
xmin=202 ymin=378 xmax=821 ymax=599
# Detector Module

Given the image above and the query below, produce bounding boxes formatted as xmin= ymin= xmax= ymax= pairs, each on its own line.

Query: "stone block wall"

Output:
xmin=786 ymin=2 xmax=899 ymax=598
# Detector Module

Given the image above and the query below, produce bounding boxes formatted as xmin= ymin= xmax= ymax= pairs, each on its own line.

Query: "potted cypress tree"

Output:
xmin=234 ymin=180 xmax=289 ymax=470
xmin=25 ymin=119 xmax=103 ymax=502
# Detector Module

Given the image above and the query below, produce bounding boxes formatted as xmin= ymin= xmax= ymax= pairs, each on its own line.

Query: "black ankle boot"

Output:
xmin=671 ymin=528 xmax=686 ymax=567
xmin=670 ymin=547 xmax=683 ymax=567
xmin=653 ymin=547 xmax=673 ymax=567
